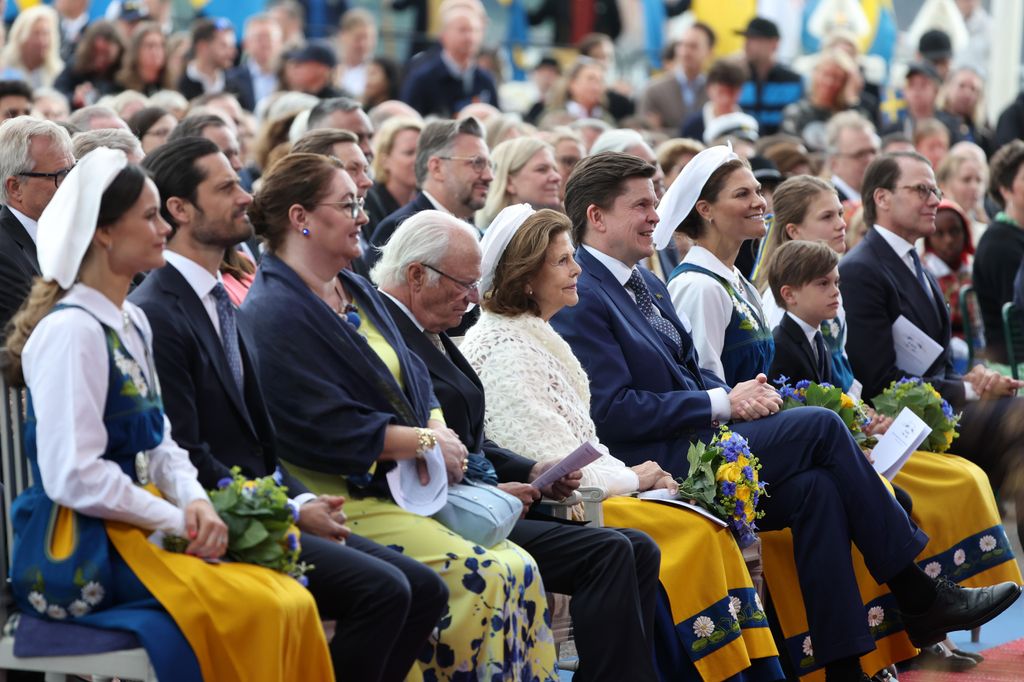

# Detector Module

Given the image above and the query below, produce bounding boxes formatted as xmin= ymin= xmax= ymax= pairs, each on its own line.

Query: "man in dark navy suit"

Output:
xmin=375 ymin=210 xmax=662 ymax=682
xmin=841 ymin=151 xmax=1024 ymax=545
xmin=130 ymin=138 xmax=447 ymax=682
xmin=399 ymin=4 xmax=498 ymax=119
xmin=0 ymin=118 xmax=75 ymax=329
xmin=551 ymin=151 xmax=1021 ymax=682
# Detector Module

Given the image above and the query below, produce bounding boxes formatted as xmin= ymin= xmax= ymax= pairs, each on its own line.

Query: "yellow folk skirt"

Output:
xmin=603 ymin=496 xmax=779 ymax=681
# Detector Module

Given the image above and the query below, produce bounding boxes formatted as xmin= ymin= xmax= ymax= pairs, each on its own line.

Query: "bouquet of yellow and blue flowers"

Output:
xmin=872 ymin=377 xmax=961 ymax=453
xmin=774 ymin=376 xmax=877 ymax=448
xmin=676 ymin=426 xmax=766 ymax=547
xmin=165 ymin=467 xmax=312 ymax=584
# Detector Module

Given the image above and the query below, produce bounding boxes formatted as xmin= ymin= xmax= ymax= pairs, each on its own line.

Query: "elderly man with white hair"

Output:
xmin=0 ymin=116 xmax=75 ymax=327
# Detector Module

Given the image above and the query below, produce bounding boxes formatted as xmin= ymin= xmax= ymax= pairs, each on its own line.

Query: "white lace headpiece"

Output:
xmin=479 ymin=203 xmax=536 ymax=297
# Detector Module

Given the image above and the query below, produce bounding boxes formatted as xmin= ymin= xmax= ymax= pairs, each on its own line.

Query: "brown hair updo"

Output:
xmin=248 ymin=153 xmax=343 ymax=253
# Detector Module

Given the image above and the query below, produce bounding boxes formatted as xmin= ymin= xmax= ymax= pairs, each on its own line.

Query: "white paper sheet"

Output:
xmin=870 ymin=407 xmax=931 ymax=480
xmin=892 ymin=315 xmax=944 ymax=376
xmin=636 ymin=489 xmax=729 ymax=527
xmin=386 ymin=443 xmax=449 ymax=515
xmin=530 ymin=441 xmax=603 ymax=489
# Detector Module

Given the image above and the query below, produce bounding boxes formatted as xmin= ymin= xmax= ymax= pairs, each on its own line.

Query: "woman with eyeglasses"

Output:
xmin=241 ymin=154 xmax=557 ymax=681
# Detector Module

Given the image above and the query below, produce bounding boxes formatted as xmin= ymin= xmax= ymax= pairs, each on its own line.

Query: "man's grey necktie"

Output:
xmin=211 ymin=283 xmax=244 ymax=394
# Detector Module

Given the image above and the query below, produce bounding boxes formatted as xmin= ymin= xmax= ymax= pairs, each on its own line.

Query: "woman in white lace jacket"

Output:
xmin=460 ymin=206 xmax=783 ymax=682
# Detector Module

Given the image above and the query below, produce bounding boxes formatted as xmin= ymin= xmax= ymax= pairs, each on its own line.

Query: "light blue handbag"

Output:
xmin=433 ymin=480 xmax=522 ymax=548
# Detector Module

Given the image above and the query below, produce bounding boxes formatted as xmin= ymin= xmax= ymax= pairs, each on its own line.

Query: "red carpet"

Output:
xmin=898 ymin=639 xmax=1024 ymax=681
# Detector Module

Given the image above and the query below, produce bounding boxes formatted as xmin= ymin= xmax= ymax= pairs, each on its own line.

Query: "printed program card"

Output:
xmin=893 ymin=315 xmax=944 ymax=376
xmin=871 ymin=407 xmax=931 ymax=480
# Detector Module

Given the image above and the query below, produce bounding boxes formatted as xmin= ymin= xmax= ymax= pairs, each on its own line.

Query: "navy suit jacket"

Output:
xmin=380 ymin=296 xmax=536 ymax=484
xmin=225 ymin=65 xmax=256 ymax=112
xmin=128 ymin=263 xmax=309 ymax=496
xmin=399 ymin=52 xmax=498 ymax=119
xmin=840 ymin=227 xmax=964 ymax=406
xmin=0 ymin=206 xmax=39 ymax=330
xmin=769 ymin=313 xmax=832 ymax=385
xmin=550 ymin=247 xmax=729 ymax=474
xmin=369 ymin=192 xmax=433 ymax=249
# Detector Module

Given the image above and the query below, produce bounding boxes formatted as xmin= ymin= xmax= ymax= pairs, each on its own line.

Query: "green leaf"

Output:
xmin=233 ymin=519 xmax=270 ymax=550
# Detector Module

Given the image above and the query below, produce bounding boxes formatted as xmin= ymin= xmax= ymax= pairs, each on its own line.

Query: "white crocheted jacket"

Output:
xmin=460 ymin=311 xmax=640 ymax=495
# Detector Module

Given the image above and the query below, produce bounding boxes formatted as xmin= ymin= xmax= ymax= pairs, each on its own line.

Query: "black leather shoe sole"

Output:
xmin=907 ymin=584 xmax=1022 ymax=648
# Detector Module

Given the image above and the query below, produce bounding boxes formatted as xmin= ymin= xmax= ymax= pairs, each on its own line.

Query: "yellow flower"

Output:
xmin=840 ymin=394 xmax=855 ymax=409
xmin=736 ymin=485 xmax=751 ymax=502
xmin=716 ymin=462 xmax=743 ymax=483
xmin=930 ymin=387 xmax=942 ymax=400
xmin=242 ymin=481 xmax=257 ymax=491
xmin=745 ymin=503 xmax=756 ymax=523
xmin=943 ymin=430 xmax=955 ymax=449
xmin=736 ymin=454 xmax=750 ymax=468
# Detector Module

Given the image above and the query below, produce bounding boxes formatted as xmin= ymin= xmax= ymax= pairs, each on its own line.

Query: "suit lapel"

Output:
xmin=781 ymin=314 xmax=821 ymax=383
xmin=159 ymin=266 xmax=256 ymax=434
xmin=865 ymin=229 xmax=943 ymax=337
xmin=1 ymin=207 xmax=40 ymax=274
xmin=578 ymin=249 xmax=690 ymax=387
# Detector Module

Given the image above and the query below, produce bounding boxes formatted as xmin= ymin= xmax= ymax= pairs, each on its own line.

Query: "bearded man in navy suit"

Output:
xmin=550 ymin=151 xmax=1020 ymax=682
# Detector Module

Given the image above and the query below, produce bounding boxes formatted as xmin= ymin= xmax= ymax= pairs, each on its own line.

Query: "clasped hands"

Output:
xmin=964 ymin=364 xmax=1022 ymax=399
xmin=728 ymin=373 xmax=783 ymax=422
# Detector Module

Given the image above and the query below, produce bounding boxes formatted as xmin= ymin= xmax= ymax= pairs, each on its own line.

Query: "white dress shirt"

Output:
xmin=831 ymin=175 xmax=861 ymax=203
xmin=22 ymin=284 xmax=208 ymax=535
xmin=786 ymin=311 xmax=821 ymax=360
xmin=246 ymin=60 xmax=279 ymax=110
xmin=340 ymin=62 xmax=368 ymax=98
xmin=185 ymin=61 xmax=225 ymax=94
xmin=583 ymin=244 xmax=731 ymax=421
xmin=8 ymin=206 xmax=39 ymax=244
xmin=381 ymin=291 xmax=424 ymax=332
xmin=872 ymin=224 xmax=978 ymax=401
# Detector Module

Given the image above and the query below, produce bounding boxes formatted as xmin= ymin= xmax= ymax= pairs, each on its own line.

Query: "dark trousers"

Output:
xmin=508 ymin=520 xmax=660 ymax=681
xmin=301 ymin=533 xmax=448 ymax=682
xmin=733 ymin=407 xmax=929 ymax=664
xmin=955 ymin=396 xmax=1024 ymax=546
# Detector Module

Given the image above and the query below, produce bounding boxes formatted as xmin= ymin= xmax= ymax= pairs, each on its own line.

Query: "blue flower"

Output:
xmin=941 ymin=400 xmax=954 ymax=420
xmin=742 ymin=466 xmax=754 ymax=480
xmin=216 ymin=477 xmax=232 ymax=489
xmin=287 ymin=502 xmax=300 ymax=522
xmin=896 ymin=377 xmax=922 ymax=386
xmin=272 ymin=467 xmax=283 ymax=485
xmin=297 ymin=574 xmax=309 ymax=587
xmin=778 ymin=386 xmax=803 ymax=402
xmin=795 ymin=379 xmax=811 ymax=390
xmin=820 ymin=382 xmax=834 ymax=390
xmin=287 ymin=532 xmax=299 ymax=551
xmin=721 ymin=481 xmax=736 ymax=497
xmin=734 ymin=500 xmax=745 ymax=517
xmin=773 ymin=375 xmax=790 ymax=388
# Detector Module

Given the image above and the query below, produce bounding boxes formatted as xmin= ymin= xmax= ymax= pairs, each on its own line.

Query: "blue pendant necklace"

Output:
xmin=334 ymin=282 xmax=362 ymax=329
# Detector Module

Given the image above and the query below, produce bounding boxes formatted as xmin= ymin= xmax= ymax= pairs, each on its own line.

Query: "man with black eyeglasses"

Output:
xmin=825 ymin=111 xmax=880 ymax=205
xmin=842 ymin=150 xmax=1024 ymax=549
xmin=0 ymin=117 xmax=75 ymax=328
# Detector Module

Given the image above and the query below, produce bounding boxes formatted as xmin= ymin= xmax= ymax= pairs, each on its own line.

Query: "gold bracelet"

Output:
xmin=415 ymin=428 xmax=437 ymax=458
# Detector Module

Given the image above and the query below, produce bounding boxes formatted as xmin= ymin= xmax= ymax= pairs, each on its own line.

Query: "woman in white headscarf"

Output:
xmin=2 ymin=148 xmax=333 ymax=681
xmin=460 ymin=204 xmax=783 ymax=682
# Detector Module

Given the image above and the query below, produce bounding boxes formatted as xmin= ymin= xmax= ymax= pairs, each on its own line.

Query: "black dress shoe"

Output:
xmin=950 ymin=647 xmax=984 ymax=663
xmin=911 ymin=644 xmax=977 ymax=672
xmin=901 ymin=578 xmax=1022 ymax=647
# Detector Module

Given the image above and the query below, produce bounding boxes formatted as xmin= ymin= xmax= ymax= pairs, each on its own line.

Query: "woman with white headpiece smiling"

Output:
xmin=2 ymin=148 xmax=332 ymax=681
xmin=460 ymin=203 xmax=783 ymax=682
xmin=660 ymin=144 xmax=775 ymax=386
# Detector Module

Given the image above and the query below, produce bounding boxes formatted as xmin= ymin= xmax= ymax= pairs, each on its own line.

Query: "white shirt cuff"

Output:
xmin=292 ymin=493 xmax=318 ymax=508
xmin=708 ymin=388 xmax=731 ymax=422
xmin=963 ymin=381 xmax=980 ymax=401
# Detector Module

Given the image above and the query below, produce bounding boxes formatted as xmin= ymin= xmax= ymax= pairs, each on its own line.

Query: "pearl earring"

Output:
xmin=526 ymin=286 xmax=533 ymax=296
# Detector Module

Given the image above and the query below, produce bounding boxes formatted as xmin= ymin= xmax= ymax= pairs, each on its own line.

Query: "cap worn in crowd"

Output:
xmin=906 ymin=60 xmax=942 ymax=85
xmin=285 ymin=41 xmax=338 ymax=69
xmin=735 ymin=17 xmax=781 ymax=40
xmin=918 ymin=29 xmax=953 ymax=62
xmin=703 ymin=111 xmax=760 ymax=146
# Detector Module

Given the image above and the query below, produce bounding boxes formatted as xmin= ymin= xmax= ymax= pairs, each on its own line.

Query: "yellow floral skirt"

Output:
xmin=291 ymin=467 xmax=557 ymax=682
xmin=603 ymin=496 xmax=779 ymax=681
xmin=761 ymin=451 xmax=1022 ymax=681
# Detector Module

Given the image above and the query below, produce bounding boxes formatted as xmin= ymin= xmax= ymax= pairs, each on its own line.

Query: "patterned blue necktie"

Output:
xmin=211 ymin=283 xmax=244 ymax=395
xmin=908 ymin=249 xmax=932 ymax=299
xmin=625 ymin=268 xmax=683 ymax=355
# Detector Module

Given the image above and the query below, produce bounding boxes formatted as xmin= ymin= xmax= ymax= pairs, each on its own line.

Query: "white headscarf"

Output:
xmin=479 ymin=203 xmax=535 ymax=297
xmin=653 ymin=143 xmax=739 ymax=251
xmin=37 ymin=147 xmax=128 ymax=289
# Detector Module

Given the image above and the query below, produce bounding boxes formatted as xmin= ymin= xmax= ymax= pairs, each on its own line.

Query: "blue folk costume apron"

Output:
xmin=11 ymin=306 xmax=203 ymax=680
xmin=10 ymin=305 xmax=334 ymax=682
xmin=669 ymin=263 xmax=774 ymax=386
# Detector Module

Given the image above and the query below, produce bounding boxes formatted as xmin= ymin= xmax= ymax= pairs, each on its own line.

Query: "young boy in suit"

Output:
xmin=767 ymin=240 xmax=842 ymax=384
